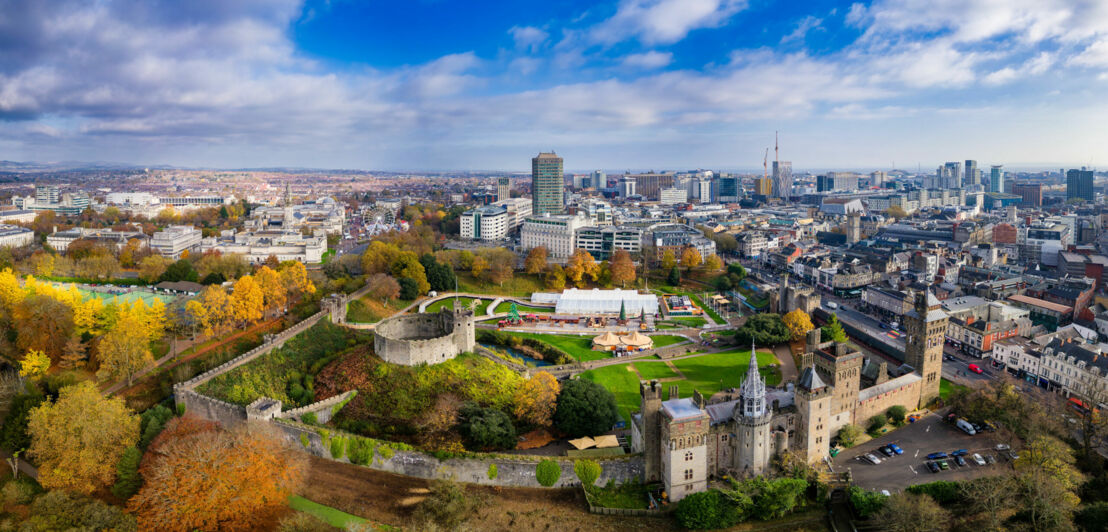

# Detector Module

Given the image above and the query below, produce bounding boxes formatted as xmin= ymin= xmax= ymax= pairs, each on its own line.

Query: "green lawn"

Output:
xmin=687 ymin=294 xmax=726 ymax=325
xmin=493 ymin=301 xmax=555 ymax=314
xmin=939 ymin=378 xmax=969 ymax=400
xmin=669 ymin=317 xmax=707 ymax=327
xmin=346 ymin=296 xmax=412 ymax=324
xmin=651 ymin=334 xmax=686 ymax=347
xmin=586 ymin=482 xmax=652 ymax=509
xmin=288 ymin=496 xmax=367 ymax=528
xmin=501 ymin=332 xmax=611 ymax=362
xmin=425 ymin=297 xmax=490 ymax=315
xmin=582 ymin=349 xmax=780 ymax=425
xmin=633 ymin=361 xmax=678 ymax=380
xmin=456 ymin=271 xmax=546 ymax=297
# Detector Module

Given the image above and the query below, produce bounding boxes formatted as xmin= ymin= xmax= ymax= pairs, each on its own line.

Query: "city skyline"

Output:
xmin=3 ymin=1 xmax=1108 ymax=170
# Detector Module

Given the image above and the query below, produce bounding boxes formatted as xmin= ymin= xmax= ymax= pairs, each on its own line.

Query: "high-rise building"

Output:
xmin=869 ymin=171 xmax=887 ymax=188
xmin=817 ymin=173 xmax=858 ymax=192
xmin=717 ymin=175 xmax=740 ymax=203
xmin=989 ymin=165 xmax=1005 ymax=193
xmin=35 ymin=185 xmax=60 ymax=204
xmin=755 ymin=177 xmax=773 ymax=196
xmin=1067 ymin=168 xmax=1095 ymax=203
xmin=625 ymin=173 xmax=674 ymax=201
xmin=591 ymin=170 xmax=606 ymax=189
xmin=964 ymin=160 xmax=978 ymax=187
xmin=496 ymin=177 xmax=510 ymax=202
xmin=531 ymin=152 xmax=564 ymax=215
xmin=772 ymin=161 xmax=792 ymax=200
xmin=618 ymin=177 xmax=636 ymax=198
xmin=1011 ymin=182 xmax=1042 ymax=207
xmin=939 ymin=162 xmax=962 ymax=189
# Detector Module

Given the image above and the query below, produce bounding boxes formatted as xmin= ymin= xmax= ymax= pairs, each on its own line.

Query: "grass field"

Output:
xmin=939 ymin=378 xmax=970 ymax=400
xmin=499 ymin=332 xmax=611 ymax=362
xmin=456 ymin=271 xmax=547 ymax=297
xmin=632 ymin=361 xmax=678 ymax=380
xmin=425 ymin=297 xmax=490 ymax=315
xmin=688 ymin=293 xmax=726 ymax=324
xmin=582 ymin=349 xmax=780 ymax=424
xmin=669 ymin=316 xmax=707 ymax=327
xmin=288 ymin=496 xmax=368 ymax=528
xmin=493 ymin=301 xmax=555 ymax=314
xmin=651 ymin=335 xmax=687 ymax=347
xmin=346 ymin=296 xmax=411 ymax=324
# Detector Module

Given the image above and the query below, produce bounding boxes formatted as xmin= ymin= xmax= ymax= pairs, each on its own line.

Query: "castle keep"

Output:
xmin=632 ymin=290 xmax=947 ymax=501
xmin=373 ymin=307 xmax=476 ymax=366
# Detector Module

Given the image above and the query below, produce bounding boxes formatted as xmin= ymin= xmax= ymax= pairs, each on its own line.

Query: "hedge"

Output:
xmin=536 ymin=460 xmax=562 ymax=487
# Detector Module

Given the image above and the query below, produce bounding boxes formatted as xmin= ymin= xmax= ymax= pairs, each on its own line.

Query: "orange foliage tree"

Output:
xmin=130 ymin=418 xmax=306 ymax=532
xmin=513 ymin=371 xmax=561 ymax=427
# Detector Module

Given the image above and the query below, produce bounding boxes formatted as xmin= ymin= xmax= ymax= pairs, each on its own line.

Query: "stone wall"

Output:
xmin=275 ymin=420 xmax=643 ymax=488
xmin=373 ymin=309 xmax=475 ymax=366
xmin=280 ymin=390 xmax=357 ymax=425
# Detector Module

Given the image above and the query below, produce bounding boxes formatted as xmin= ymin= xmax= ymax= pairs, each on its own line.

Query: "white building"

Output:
xmin=495 ymin=197 xmax=532 ymax=230
xmin=150 ymin=225 xmax=203 ymax=260
xmin=0 ymin=225 xmax=34 ymax=248
xmin=460 ymin=204 xmax=510 ymax=241
xmin=47 ymin=227 xmax=148 ymax=254
xmin=0 ymin=210 xmax=36 ymax=224
xmin=575 ymin=226 xmax=643 ymax=260
xmin=200 ymin=231 xmax=326 ymax=264
xmin=659 ymin=188 xmax=688 ymax=205
xmin=532 ymin=288 xmax=659 ymax=315
xmin=521 ymin=213 xmax=589 ymax=259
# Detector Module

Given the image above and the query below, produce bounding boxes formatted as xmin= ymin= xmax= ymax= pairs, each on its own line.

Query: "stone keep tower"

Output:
xmin=638 ymin=380 xmax=663 ymax=482
xmin=846 ymin=211 xmax=862 ymax=243
xmin=451 ymin=306 xmax=476 ymax=353
xmin=905 ymin=289 xmax=948 ymax=407
xmin=660 ymin=393 xmax=709 ymax=502
xmin=794 ymin=367 xmax=832 ymax=465
xmin=734 ymin=343 xmax=773 ymax=476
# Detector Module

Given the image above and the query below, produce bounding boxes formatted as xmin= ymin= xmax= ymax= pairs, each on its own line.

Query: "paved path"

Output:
xmin=775 ymin=343 xmax=798 ymax=383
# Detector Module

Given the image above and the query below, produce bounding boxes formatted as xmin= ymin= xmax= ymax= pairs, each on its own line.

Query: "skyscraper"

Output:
xmin=964 ymin=160 xmax=978 ymax=187
xmin=591 ymin=170 xmax=606 ymax=189
xmin=718 ymin=175 xmax=740 ymax=203
xmin=990 ymin=165 xmax=1005 ymax=193
xmin=1012 ymin=182 xmax=1042 ymax=207
xmin=531 ymin=152 xmax=564 ymax=215
xmin=942 ymin=162 xmax=961 ymax=189
xmin=1067 ymin=168 xmax=1094 ymax=203
xmin=772 ymin=133 xmax=792 ymax=201
xmin=496 ymin=177 xmax=510 ymax=202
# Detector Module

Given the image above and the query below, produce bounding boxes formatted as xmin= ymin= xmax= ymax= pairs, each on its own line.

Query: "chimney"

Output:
xmin=668 ymin=385 xmax=678 ymax=401
xmin=693 ymin=390 xmax=705 ymax=409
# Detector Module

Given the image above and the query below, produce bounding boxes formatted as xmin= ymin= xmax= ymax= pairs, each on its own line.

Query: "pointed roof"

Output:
xmin=593 ymin=331 xmax=621 ymax=347
xmin=619 ymin=300 xmax=627 ymax=320
xmin=797 ymin=367 xmax=827 ymax=391
xmin=621 ymin=331 xmax=653 ymax=347
xmin=739 ymin=340 xmax=765 ymax=401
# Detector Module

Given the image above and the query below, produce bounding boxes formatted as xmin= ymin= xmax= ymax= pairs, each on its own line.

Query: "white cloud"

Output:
xmin=589 ymin=0 xmax=747 ymax=45
xmin=984 ymin=52 xmax=1054 ymax=85
xmin=509 ymin=26 xmax=548 ymax=53
xmin=845 ymin=3 xmax=868 ymax=27
xmin=781 ymin=16 xmax=822 ymax=44
xmin=1071 ymin=38 xmax=1108 ymax=68
xmin=621 ymin=51 xmax=673 ymax=69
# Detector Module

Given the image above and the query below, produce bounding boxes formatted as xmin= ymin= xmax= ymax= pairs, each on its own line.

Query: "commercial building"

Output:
xmin=990 ymin=165 xmax=1005 ymax=193
xmin=627 ymin=173 xmax=675 ymax=201
xmin=520 ymin=213 xmax=589 ymax=259
xmin=13 ymin=185 xmax=90 ymax=215
xmin=816 ymin=173 xmax=858 ymax=193
xmin=1067 ymin=168 xmax=1095 ymax=203
xmin=574 ymin=226 xmax=643 ymax=260
xmin=531 ymin=152 xmax=565 ymax=216
xmin=496 ymin=177 xmax=510 ymax=202
xmin=964 ymin=160 xmax=979 ymax=187
xmin=659 ymin=188 xmax=688 ymax=205
xmin=619 ymin=177 xmax=637 ymax=198
xmin=591 ymin=170 xmax=606 ymax=189
xmin=0 ymin=225 xmax=34 ymax=248
xmin=717 ymin=176 xmax=740 ymax=203
xmin=1011 ymin=182 xmax=1042 ymax=207
xmin=0 ymin=210 xmax=36 ymax=224
xmin=773 ymin=160 xmax=793 ymax=200
xmin=200 ymin=230 xmax=327 ymax=264
xmin=460 ymin=204 xmax=510 ymax=241
xmin=150 ymin=225 xmax=203 ymax=259
xmin=47 ymin=227 xmax=148 ymax=254
xmin=647 ymin=224 xmax=716 ymax=261
xmin=755 ymin=176 xmax=773 ymax=196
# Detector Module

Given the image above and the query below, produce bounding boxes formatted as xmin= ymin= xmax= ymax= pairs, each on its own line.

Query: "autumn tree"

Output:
xmin=524 ymin=246 xmax=548 ymax=274
xmin=471 ymin=255 xmax=489 ymax=279
xmin=482 ymin=248 xmax=516 ymax=286
xmin=873 ymin=493 xmax=950 ymax=532
xmin=565 ymin=249 xmax=599 ymax=285
xmin=704 ymin=254 xmax=724 ymax=272
xmin=197 ymin=286 xmax=233 ymax=335
xmin=59 ymin=337 xmax=87 ymax=369
xmin=15 ymin=293 xmax=75 ymax=361
xmin=28 ymin=381 xmax=140 ymax=494
xmin=885 ymin=206 xmax=908 ymax=219
xmin=782 ymin=310 xmax=815 ymax=341
xmin=544 ymin=264 xmax=566 ymax=290
xmin=513 ymin=372 xmax=561 ymax=427
xmin=98 ymin=314 xmax=155 ymax=386
xmin=138 ymin=255 xmax=171 ymax=284
xmin=254 ymin=266 xmax=287 ymax=317
xmin=18 ymin=349 xmax=50 ymax=379
xmin=609 ymin=249 xmax=636 ymax=288
xmin=661 ymin=249 xmax=677 ymax=271
xmin=129 ymin=421 xmax=307 ymax=532
xmin=29 ymin=251 xmax=55 ymax=277
xmin=367 ymin=273 xmax=401 ymax=304
xmin=278 ymin=261 xmax=315 ymax=302
xmin=681 ymin=246 xmax=702 ymax=273
xmin=231 ymin=275 xmax=264 ymax=325
xmin=391 ymin=252 xmax=430 ymax=294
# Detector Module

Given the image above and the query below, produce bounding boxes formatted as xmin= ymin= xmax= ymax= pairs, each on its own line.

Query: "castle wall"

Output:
xmin=373 ymin=310 xmax=475 ymax=366
xmin=854 ymin=375 xmax=923 ymax=424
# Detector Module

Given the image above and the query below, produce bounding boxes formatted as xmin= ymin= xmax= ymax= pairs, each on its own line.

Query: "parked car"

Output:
xmin=827 ymin=302 xmax=839 ymax=310
xmin=984 ymin=454 xmax=996 ymax=464
xmin=951 ymin=449 xmax=968 ymax=457
xmin=879 ymin=446 xmax=895 ymax=457
xmin=968 ymin=363 xmax=984 ymax=374
xmin=956 ymin=419 xmax=976 ymax=435
xmin=943 ymin=354 xmax=956 ymax=361
xmin=937 ymin=460 xmax=950 ymax=470
xmin=995 ymin=443 xmax=1011 ymax=452
xmin=926 ymin=452 xmax=948 ymax=460
xmin=972 ymin=453 xmax=986 ymax=466
xmin=888 ymin=443 xmax=904 ymax=455
xmin=864 ymin=453 xmax=882 ymax=465
xmin=927 ymin=461 xmax=940 ymax=473
xmin=954 ymin=455 xmax=966 ymax=467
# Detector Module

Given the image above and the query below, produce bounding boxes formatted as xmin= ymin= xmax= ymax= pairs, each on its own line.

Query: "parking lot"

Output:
xmin=833 ymin=412 xmax=1014 ymax=492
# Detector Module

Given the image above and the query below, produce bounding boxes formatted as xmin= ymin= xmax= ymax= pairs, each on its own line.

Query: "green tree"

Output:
xmin=553 ymin=379 xmax=620 ymax=438
xmin=459 ymin=404 xmax=517 ymax=451
xmin=848 ymin=486 xmax=887 ymax=518
xmin=887 ymin=405 xmax=908 ymax=425
xmin=837 ymin=424 xmax=862 ymax=448
xmin=751 ymin=478 xmax=808 ymax=520
xmin=0 ymin=393 xmax=43 ymax=452
xmin=667 ymin=265 xmax=681 ymax=286
xmin=398 ymin=277 xmax=420 ymax=300
xmin=674 ymin=490 xmax=740 ymax=530
xmin=535 ymin=459 xmax=561 ymax=487
xmin=822 ymin=313 xmax=847 ymax=343
xmin=868 ymin=414 xmax=886 ymax=433
xmin=573 ymin=459 xmax=602 ymax=488
xmin=160 ymin=259 xmax=198 ymax=283
xmin=111 ymin=446 xmax=143 ymax=499
xmin=874 ymin=492 xmax=950 ymax=532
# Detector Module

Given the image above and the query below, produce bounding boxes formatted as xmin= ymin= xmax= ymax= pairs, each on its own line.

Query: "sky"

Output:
xmin=2 ymin=0 xmax=1108 ymax=172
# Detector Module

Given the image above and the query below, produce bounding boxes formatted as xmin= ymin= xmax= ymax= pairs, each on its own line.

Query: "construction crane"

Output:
xmin=763 ymin=148 xmax=769 ymax=179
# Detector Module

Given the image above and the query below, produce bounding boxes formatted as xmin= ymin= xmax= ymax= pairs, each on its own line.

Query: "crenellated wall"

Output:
xmin=373 ymin=309 xmax=475 ymax=365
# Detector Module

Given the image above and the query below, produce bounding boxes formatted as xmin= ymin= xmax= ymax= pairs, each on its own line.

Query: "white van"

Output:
xmin=956 ymin=419 xmax=976 ymax=435
xmin=827 ymin=302 xmax=839 ymax=310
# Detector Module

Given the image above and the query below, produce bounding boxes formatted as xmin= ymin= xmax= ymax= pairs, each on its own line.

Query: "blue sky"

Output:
xmin=2 ymin=0 xmax=1108 ymax=171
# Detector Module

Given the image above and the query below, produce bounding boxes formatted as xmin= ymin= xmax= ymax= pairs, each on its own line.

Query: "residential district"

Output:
xmin=0 ymin=154 xmax=1104 ymax=531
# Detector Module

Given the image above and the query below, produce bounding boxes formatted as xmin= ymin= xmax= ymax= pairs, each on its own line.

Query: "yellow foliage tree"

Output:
xmin=198 ymin=286 xmax=233 ymax=334
xmin=782 ymin=309 xmax=815 ymax=341
xmin=18 ymin=349 xmax=50 ymax=378
xmin=254 ymin=266 xmax=287 ymax=316
xmin=278 ymin=261 xmax=315 ymax=301
xmin=98 ymin=313 xmax=154 ymax=386
xmin=704 ymin=254 xmax=724 ymax=272
xmin=680 ymin=246 xmax=702 ymax=272
xmin=231 ymin=275 xmax=264 ymax=325
xmin=0 ymin=268 xmax=22 ymax=314
xmin=28 ymin=381 xmax=140 ymax=494
xmin=513 ymin=372 xmax=561 ymax=427
xmin=565 ymin=249 xmax=599 ymax=284
xmin=661 ymin=249 xmax=677 ymax=271
xmin=185 ymin=300 xmax=210 ymax=339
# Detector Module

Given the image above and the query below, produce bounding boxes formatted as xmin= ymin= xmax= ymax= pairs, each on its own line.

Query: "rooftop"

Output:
xmin=661 ymin=398 xmax=705 ymax=421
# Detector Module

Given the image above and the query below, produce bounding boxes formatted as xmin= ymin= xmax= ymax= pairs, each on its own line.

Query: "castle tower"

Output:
xmin=828 ymin=343 xmax=863 ymax=424
xmin=733 ymin=341 xmax=772 ymax=476
xmin=794 ymin=367 xmax=832 ymax=465
xmin=904 ymin=289 xmax=948 ymax=407
xmin=637 ymin=381 xmax=663 ymax=482
xmin=660 ymin=398 xmax=709 ymax=501
xmin=846 ymin=212 xmax=861 ymax=243
xmin=450 ymin=306 xmax=476 ymax=353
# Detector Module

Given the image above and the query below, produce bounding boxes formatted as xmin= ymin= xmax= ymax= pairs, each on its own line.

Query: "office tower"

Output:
xmin=591 ymin=170 xmax=606 ymax=189
xmin=718 ymin=175 xmax=740 ymax=203
xmin=817 ymin=172 xmax=859 ymax=192
xmin=618 ymin=177 xmax=636 ymax=198
xmin=772 ymin=133 xmax=792 ymax=200
xmin=942 ymin=162 xmax=961 ymax=189
xmin=1011 ymin=182 xmax=1042 ymax=207
xmin=755 ymin=177 xmax=773 ymax=195
xmin=695 ymin=178 xmax=712 ymax=202
xmin=625 ymin=172 xmax=674 ymax=200
xmin=964 ymin=160 xmax=978 ymax=186
xmin=990 ymin=165 xmax=1005 ymax=193
xmin=531 ymin=152 xmax=564 ymax=215
xmin=869 ymin=171 xmax=887 ymax=188
xmin=572 ymin=174 xmax=591 ymax=189
xmin=1067 ymin=168 xmax=1095 ymax=202
xmin=497 ymin=177 xmax=510 ymax=202
xmin=35 ymin=185 xmax=60 ymax=204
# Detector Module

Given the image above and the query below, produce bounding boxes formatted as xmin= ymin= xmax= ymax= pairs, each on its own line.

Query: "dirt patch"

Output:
xmin=302 ymin=456 xmax=679 ymax=531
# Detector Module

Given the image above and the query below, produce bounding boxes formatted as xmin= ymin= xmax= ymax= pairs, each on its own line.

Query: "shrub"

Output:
xmin=732 ymin=314 xmax=791 ymax=345
xmin=535 ymin=460 xmax=561 ymax=487
xmin=176 ymin=403 xmax=186 ymax=416
xmin=300 ymin=433 xmax=310 ymax=448
xmin=22 ymin=490 xmax=136 ymax=531
xmin=398 ymin=277 xmax=419 ymax=300
xmin=886 ymin=405 xmax=908 ymax=426
xmin=674 ymin=490 xmax=740 ymax=530
xmin=553 ymin=379 xmax=620 ymax=438
xmin=378 ymin=444 xmax=395 ymax=459
xmin=347 ymin=438 xmax=375 ymax=465
xmin=0 ymin=393 xmax=43 ymax=452
xmin=574 ymin=459 xmax=602 ymax=488
xmin=412 ymin=480 xmax=477 ymax=530
xmin=301 ymin=412 xmax=318 ymax=425
xmin=111 ymin=446 xmax=143 ymax=500
xmin=1075 ymin=501 xmax=1108 ymax=532
xmin=459 ymin=404 xmax=517 ymax=451
xmin=848 ymin=486 xmax=887 ymax=518
xmin=138 ymin=405 xmax=174 ymax=449
xmin=487 ymin=463 xmax=498 ymax=480
xmin=838 ymin=424 xmax=863 ymax=448
xmin=277 ymin=512 xmax=336 ymax=532
xmin=330 ymin=436 xmax=346 ymax=459
xmin=867 ymin=415 xmax=886 ymax=433
xmin=906 ymin=480 xmax=962 ymax=505
xmin=1 ymin=478 xmax=41 ymax=506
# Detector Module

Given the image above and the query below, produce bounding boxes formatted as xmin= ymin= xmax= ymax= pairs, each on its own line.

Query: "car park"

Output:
xmin=972 ymin=453 xmax=986 ymax=466
xmin=926 ymin=452 xmax=948 ymax=460
xmin=864 ymin=453 xmax=882 ymax=464
xmin=879 ymin=446 xmax=895 ymax=457
xmin=984 ymin=455 xmax=996 ymax=464
xmin=888 ymin=443 xmax=904 ymax=455
xmin=951 ymin=449 xmax=967 ymax=456
xmin=937 ymin=460 xmax=950 ymax=470
xmin=927 ymin=461 xmax=940 ymax=473
xmin=954 ymin=455 xmax=966 ymax=467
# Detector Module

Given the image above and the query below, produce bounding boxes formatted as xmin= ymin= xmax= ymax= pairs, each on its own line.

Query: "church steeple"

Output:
xmin=739 ymin=340 xmax=766 ymax=418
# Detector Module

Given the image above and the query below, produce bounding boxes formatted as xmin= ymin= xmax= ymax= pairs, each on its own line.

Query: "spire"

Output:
xmin=739 ymin=340 xmax=766 ymax=418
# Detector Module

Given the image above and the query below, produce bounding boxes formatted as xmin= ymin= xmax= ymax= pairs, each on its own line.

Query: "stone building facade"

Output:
xmin=632 ymin=290 xmax=946 ymax=501
xmin=373 ymin=308 xmax=476 ymax=366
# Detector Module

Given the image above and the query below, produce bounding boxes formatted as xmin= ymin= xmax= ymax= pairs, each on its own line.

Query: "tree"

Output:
xmin=848 ymin=486 xmax=887 ymax=518
xmin=29 ymin=251 xmax=55 ymax=276
xmin=278 ymin=261 xmax=315 ymax=302
xmin=838 ymin=424 xmax=863 ymax=448
xmin=675 ymin=490 xmax=740 ymax=530
xmin=138 ymin=255 xmax=171 ymax=284
xmin=574 ymin=459 xmax=602 ymax=488
xmin=28 ymin=381 xmax=140 ymax=494
xmin=565 ymin=249 xmax=599 ymax=285
xmin=750 ymin=477 xmax=808 ymax=520
xmin=398 ymin=277 xmax=420 ymax=300
xmin=160 ymin=258 xmax=198 ymax=283
xmin=513 ymin=371 xmax=560 ymax=427
xmin=129 ymin=420 xmax=307 ymax=532
xmin=667 ymin=265 xmax=681 ymax=286
xmin=98 ymin=315 xmax=154 ymax=386
xmin=661 ymin=249 xmax=677 ymax=271
xmin=411 ymin=480 xmax=478 ymax=530
xmin=197 ymin=285 xmax=232 ymax=335
xmin=367 ymin=273 xmax=401 ymax=304
xmin=231 ymin=274 xmax=264 ymax=325
xmin=782 ymin=310 xmax=814 ymax=341
xmin=0 ymin=393 xmax=43 ymax=452
xmin=15 ymin=294 xmax=75 ymax=361
xmin=610 ymin=249 xmax=636 ymax=288
xmin=59 ymin=337 xmax=87 ymax=369
xmin=704 ymin=254 xmax=723 ymax=272
xmin=18 ymin=349 xmax=50 ymax=379
xmin=554 ymin=379 xmax=620 ymax=437
xmin=254 ymin=266 xmax=287 ymax=316
xmin=22 ymin=491 xmax=136 ymax=531
xmin=459 ymin=403 xmax=517 ymax=450
xmin=112 ymin=446 xmax=143 ymax=499
xmin=885 ymin=206 xmax=908 ymax=220
xmin=544 ymin=264 xmax=566 ymax=290
xmin=873 ymin=493 xmax=950 ymax=532
xmin=524 ymin=246 xmax=548 ymax=274
xmin=886 ymin=405 xmax=908 ymax=425
xmin=681 ymin=246 xmax=702 ymax=273
xmin=822 ymin=313 xmax=847 ymax=343
xmin=391 ymin=251 xmax=430 ymax=294
xmin=535 ymin=459 xmax=561 ymax=487
xmin=470 ymin=255 xmax=489 ymax=280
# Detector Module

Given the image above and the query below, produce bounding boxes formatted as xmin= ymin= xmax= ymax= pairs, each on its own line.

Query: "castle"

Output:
xmin=631 ymin=290 xmax=947 ymax=501
xmin=373 ymin=307 xmax=476 ymax=366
